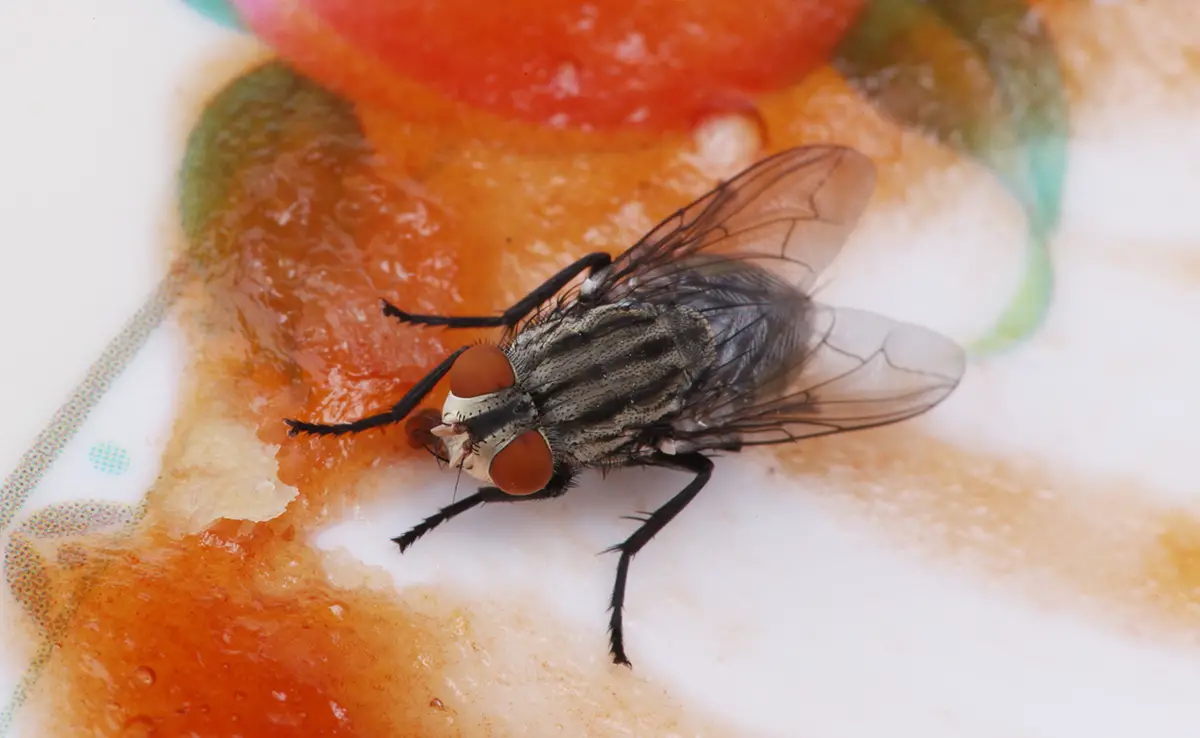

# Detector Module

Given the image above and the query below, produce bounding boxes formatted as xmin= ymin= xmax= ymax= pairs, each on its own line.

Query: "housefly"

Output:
xmin=285 ymin=145 xmax=966 ymax=667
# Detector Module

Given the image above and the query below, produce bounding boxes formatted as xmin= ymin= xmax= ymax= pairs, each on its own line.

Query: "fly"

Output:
xmin=285 ymin=145 xmax=967 ymax=667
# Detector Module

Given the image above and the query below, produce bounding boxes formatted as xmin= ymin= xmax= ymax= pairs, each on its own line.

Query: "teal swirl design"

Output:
xmin=835 ymin=0 xmax=1067 ymax=355
xmin=182 ymin=0 xmax=245 ymax=31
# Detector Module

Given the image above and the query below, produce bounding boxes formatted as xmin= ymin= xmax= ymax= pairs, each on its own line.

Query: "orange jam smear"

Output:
xmin=40 ymin=522 xmax=454 ymax=737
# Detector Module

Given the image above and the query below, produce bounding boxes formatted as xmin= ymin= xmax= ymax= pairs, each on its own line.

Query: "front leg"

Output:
xmin=284 ymin=346 xmax=469 ymax=437
xmin=392 ymin=470 xmax=572 ymax=552
xmin=604 ymin=452 xmax=714 ymax=667
xmin=382 ymin=251 xmax=611 ymax=329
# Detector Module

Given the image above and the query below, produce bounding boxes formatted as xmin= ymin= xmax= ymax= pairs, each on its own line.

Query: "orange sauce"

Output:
xmin=42 ymin=523 xmax=455 ymax=737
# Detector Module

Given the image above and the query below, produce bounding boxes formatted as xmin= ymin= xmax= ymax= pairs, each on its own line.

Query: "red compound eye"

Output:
xmin=489 ymin=430 xmax=553 ymax=496
xmin=449 ymin=344 xmax=516 ymax=398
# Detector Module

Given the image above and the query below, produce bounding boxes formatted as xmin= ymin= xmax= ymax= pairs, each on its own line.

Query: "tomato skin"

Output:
xmin=231 ymin=0 xmax=865 ymax=132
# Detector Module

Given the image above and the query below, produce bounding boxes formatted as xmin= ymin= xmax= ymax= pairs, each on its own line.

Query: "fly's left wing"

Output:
xmin=674 ymin=303 xmax=966 ymax=450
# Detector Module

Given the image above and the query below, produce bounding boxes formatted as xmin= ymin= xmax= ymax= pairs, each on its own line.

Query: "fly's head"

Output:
xmin=408 ymin=344 xmax=553 ymax=497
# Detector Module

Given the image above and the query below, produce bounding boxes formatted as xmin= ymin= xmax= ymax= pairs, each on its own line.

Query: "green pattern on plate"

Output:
xmin=87 ymin=442 xmax=131 ymax=476
xmin=182 ymin=0 xmax=245 ymax=31
xmin=835 ymin=0 xmax=1068 ymax=355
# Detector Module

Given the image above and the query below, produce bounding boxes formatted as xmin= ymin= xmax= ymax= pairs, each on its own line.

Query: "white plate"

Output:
xmin=4 ymin=2 xmax=1200 ymax=736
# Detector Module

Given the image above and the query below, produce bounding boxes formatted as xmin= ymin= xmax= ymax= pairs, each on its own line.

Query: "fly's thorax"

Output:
xmin=507 ymin=302 xmax=717 ymax=465
xmin=432 ymin=344 xmax=555 ymax=496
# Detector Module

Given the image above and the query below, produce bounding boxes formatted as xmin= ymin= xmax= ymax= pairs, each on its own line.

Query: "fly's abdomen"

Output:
xmin=664 ymin=258 xmax=813 ymax=409
xmin=509 ymin=303 xmax=715 ymax=465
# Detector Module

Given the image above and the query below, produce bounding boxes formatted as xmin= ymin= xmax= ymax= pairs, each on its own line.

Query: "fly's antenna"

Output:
xmin=452 ymin=464 xmax=465 ymax=503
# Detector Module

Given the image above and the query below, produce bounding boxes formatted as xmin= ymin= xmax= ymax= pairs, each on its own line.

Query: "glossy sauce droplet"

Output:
xmin=489 ymin=430 xmax=553 ymax=496
xmin=449 ymin=345 xmax=516 ymax=398
xmin=120 ymin=715 xmax=156 ymax=738
xmin=132 ymin=666 xmax=156 ymax=687
xmin=688 ymin=111 xmax=766 ymax=180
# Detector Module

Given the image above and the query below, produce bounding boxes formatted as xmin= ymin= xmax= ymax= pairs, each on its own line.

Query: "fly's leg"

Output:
xmin=391 ymin=472 xmax=571 ymax=552
xmin=382 ymin=252 xmax=612 ymax=329
xmin=284 ymin=346 xmax=469 ymax=437
xmin=604 ymin=452 xmax=714 ymax=667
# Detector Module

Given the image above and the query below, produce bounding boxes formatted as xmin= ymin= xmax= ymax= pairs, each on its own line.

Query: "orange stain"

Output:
xmin=1146 ymin=513 xmax=1200 ymax=618
xmin=31 ymin=523 xmax=457 ymax=737
xmin=775 ymin=427 xmax=1200 ymax=642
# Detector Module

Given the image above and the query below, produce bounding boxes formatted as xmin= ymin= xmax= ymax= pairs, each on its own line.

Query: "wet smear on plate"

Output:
xmin=779 ymin=429 xmax=1200 ymax=644
xmin=1145 ymin=514 xmax=1200 ymax=624
xmin=5 ymin=501 xmax=138 ymax=629
xmin=1 ymin=501 xmax=142 ymax=733
xmin=17 ymin=517 xmax=739 ymax=736
xmin=175 ymin=59 xmax=476 ymax=496
xmin=177 ymin=60 xmax=364 ymax=264
xmin=29 ymin=522 xmax=461 ymax=737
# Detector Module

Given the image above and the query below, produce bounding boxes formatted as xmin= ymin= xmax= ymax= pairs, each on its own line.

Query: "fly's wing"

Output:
xmin=576 ymin=143 xmax=965 ymax=449
xmin=583 ymin=145 xmax=876 ymax=304
xmin=676 ymin=304 xmax=966 ymax=450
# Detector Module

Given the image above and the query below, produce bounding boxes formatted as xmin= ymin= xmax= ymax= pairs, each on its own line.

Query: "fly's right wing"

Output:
xmin=674 ymin=303 xmax=966 ymax=450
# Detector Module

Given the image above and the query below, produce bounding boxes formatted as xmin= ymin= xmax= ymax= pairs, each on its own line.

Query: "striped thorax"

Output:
xmin=434 ymin=302 xmax=718 ymax=494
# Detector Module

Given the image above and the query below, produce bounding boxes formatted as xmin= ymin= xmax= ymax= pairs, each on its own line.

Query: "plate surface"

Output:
xmin=3 ymin=1 xmax=1200 ymax=736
